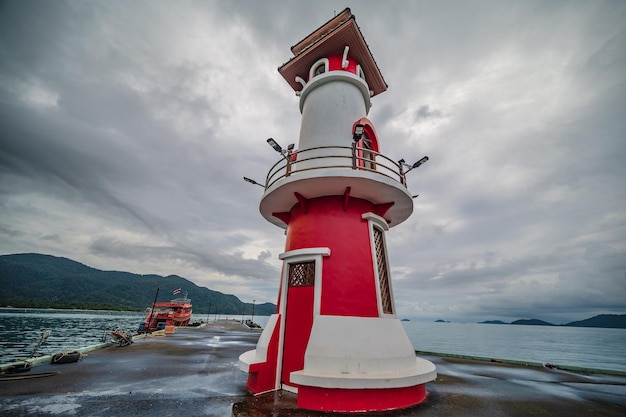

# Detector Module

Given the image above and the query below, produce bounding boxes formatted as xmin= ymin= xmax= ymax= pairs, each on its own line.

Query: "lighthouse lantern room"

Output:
xmin=238 ymin=8 xmax=436 ymax=412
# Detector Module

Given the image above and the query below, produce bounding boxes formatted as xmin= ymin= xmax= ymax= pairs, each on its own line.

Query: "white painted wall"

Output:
xmin=290 ymin=315 xmax=437 ymax=389
xmin=295 ymin=72 xmax=370 ymax=172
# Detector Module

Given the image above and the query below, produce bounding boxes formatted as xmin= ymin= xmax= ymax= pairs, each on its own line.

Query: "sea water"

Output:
xmin=1 ymin=309 xmax=625 ymax=372
xmin=401 ymin=321 xmax=626 ymax=372
xmin=0 ymin=309 xmax=144 ymax=363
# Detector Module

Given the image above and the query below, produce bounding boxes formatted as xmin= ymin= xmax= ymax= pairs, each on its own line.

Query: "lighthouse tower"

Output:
xmin=238 ymin=9 xmax=436 ymax=412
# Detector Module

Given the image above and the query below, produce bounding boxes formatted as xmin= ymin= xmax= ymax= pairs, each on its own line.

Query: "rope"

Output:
xmin=51 ymin=351 xmax=86 ymax=364
xmin=0 ymin=371 xmax=61 ymax=381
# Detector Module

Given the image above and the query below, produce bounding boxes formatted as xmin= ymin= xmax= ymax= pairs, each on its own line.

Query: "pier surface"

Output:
xmin=1 ymin=321 xmax=624 ymax=417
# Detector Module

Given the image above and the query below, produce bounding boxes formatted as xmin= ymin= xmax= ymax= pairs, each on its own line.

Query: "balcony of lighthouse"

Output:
xmin=259 ymin=144 xmax=415 ymax=229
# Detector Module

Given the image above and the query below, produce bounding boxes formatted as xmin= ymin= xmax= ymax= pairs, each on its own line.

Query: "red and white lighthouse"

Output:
xmin=239 ymin=9 xmax=436 ymax=412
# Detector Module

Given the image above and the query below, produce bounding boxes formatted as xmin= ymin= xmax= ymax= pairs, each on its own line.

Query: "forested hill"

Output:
xmin=0 ymin=253 xmax=276 ymax=315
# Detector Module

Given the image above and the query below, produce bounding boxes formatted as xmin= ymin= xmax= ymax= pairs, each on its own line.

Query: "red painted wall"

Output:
xmin=246 ymin=318 xmax=281 ymax=393
xmin=297 ymin=384 xmax=427 ymax=412
xmin=307 ymin=55 xmax=361 ymax=81
xmin=281 ymin=285 xmax=314 ymax=386
xmin=251 ymin=195 xmax=383 ymax=393
xmin=327 ymin=54 xmax=359 ymax=74
xmin=285 ymin=195 xmax=379 ymax=317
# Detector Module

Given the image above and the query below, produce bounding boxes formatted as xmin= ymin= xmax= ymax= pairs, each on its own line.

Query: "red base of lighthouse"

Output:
xmin=297 ymin=384 xmax=427 ymax=412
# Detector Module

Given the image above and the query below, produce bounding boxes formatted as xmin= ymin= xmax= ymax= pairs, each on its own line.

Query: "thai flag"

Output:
xmin=173 ymin=288 xmax=181 ymax=295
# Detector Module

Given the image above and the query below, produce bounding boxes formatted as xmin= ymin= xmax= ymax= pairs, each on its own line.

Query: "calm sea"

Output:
xmin=0 ymin=309 xmax=145 ymax=363
xmin=1 ymin=309 xmax=625 ymax=372
xmin=401 ymin=321 xmax=626 ymax=372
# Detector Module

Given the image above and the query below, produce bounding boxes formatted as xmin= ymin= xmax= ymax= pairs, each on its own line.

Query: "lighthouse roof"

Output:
xmin=278 ymin=8 xmax=388 ymax=96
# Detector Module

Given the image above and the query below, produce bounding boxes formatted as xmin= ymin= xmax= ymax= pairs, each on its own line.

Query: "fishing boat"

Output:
xmin=138 ymin=290 xmax=192 ymax=333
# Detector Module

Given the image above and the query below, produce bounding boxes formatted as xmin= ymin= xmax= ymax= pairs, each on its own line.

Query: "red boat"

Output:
xmin=139 ymin=295 xmax=192 ymax=332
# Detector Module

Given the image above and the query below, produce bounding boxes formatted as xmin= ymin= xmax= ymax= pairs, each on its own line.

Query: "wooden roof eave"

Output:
xmin=278 ymin=12 xmax=387 ymax=97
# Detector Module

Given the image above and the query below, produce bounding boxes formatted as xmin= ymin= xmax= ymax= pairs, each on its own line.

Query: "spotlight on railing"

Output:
xmin=400 ymin=156 xmax=429 ymax=173
xmin=266 ymin=138 xmax=294 ymax=161
xmin=352 ymin=124 xmax=365 ymax=141
xmin=243 ymin=177 xmax=264 ymax=188
xmin=267 ymin=138 xmax=282 ymax=153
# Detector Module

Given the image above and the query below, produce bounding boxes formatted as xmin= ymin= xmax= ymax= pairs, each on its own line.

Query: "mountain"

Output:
xmin=565 ymin=314 xmax=626 ymax=329
xmin=479 ymin=320 xmax=508 ymax=324
xmin=0 ymin=253 xmax=276 ymax=315
xmin=511 ymin=319 xmax=555 ymax=326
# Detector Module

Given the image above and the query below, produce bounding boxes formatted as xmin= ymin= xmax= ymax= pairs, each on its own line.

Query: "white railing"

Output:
xmin=265 ymin=145 xmax=408 ymax=190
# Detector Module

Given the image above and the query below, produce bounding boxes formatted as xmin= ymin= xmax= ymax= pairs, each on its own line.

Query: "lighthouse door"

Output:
xmin=281 ymin=260 xmax=316 ymax=390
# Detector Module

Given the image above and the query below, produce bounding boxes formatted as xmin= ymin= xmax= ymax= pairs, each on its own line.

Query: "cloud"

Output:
xmin=0 ymin=1 xmax=625 ymax=322
xmin=415 ymin=105 xmax=443 ymax=121
xmin=257 ymin=250 xmax=273 ymax=262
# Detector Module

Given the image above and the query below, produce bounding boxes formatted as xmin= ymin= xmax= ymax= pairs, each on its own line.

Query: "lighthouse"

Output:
xmin=238 ymin=9 xmax=436 ymax=412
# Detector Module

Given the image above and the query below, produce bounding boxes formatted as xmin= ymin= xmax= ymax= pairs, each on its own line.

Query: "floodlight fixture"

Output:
xmin=266 ymin=138 xmax=293 ymax=161
xmin=403 ymin=156 xmax=429 ymax=173
xmin=243 ymin=177 xmax=264 ymax=188
xmin=412 ymin=156 xmax=429 ymax=169
xmin=266 ymin=138 xmax=282 ymax=153
xmin=353 ymin=124 xmax=365 ymax=141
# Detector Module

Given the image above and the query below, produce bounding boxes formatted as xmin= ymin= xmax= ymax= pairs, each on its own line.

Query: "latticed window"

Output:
xmin=374 ymin=227 xmax=393 ymax=314
xmin=288 ymin=261 xmax=315 ymax=287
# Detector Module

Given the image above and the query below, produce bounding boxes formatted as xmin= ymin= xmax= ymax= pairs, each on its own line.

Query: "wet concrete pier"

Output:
xmin=1 ymin=321 xmax=624 ymax=416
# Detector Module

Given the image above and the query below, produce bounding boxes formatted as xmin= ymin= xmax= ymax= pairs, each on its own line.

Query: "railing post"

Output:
xmin=398 ymin=162 xmax=406 ymax=186
xmin=351 ymin=142 xmax=357 ymax=169
xmin=285 ymin=150 xmax=293 ymax=177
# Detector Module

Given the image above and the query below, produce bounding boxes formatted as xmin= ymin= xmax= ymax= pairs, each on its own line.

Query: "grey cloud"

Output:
xmin=89 ymin=235 xmax=279 ymax=281
xmin=0 ymin=1 xmax=624 ymax=320
xmin=257 ymin=250 xmax=272 ymax=262
xmin=415 ymin=105 xmax=443 ymax=121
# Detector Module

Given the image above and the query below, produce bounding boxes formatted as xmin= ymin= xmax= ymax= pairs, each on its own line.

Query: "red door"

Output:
xmin=281 ymin=261 xmax=315 ymax=388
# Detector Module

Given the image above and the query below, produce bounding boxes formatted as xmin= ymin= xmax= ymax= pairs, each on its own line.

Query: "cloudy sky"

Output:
xmin=1 ymin=1 xmax=624 ymax=323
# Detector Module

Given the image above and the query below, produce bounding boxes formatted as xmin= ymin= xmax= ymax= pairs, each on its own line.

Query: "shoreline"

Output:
xmin=4 ymin=340 xmax=625 ymax=378
xmin=0 ymin=306 xmax=144 ymax=314
xmin=0 ymin=330 xmax=159 ymax=372
xmin=415 ymin=350 xmax=626 ymax=377
xmin=2 ymin=312 xmax=625 ymax=376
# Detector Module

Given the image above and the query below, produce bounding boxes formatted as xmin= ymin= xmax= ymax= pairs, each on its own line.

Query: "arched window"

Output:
xmin=357 ymin=133 xmax=375 ymax=170
xmin=357 ymin=64 xmax=366 ymax=81
xmin=309 ymin=58 xmax=329 ymax=81
xmin=352 ymin=118 xmax=380 ymax=171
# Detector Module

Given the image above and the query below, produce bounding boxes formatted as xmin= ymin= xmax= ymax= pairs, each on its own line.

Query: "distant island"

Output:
xmin=477 ymin=315 xmax=626 ymax=329
xmin=0 ymin=253 xmax=276 ymax=315
xmin=565 ymin=315 xmax=626 ymax=328
xmin=511 ymin=319 xmax=555 ymax=326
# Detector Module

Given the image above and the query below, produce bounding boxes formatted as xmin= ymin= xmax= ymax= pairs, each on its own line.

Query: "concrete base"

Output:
xmin=238 ymin=314 xmax=279 ymax=374
xmin=292 ymin=316 xmax=436 ymax=387
xmin=290 ymin=315 xmax=436 ymax=411
xmin=239 ymin=314 xmax=437 ymax=412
